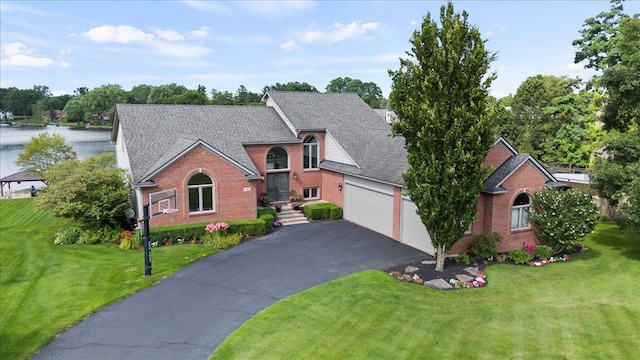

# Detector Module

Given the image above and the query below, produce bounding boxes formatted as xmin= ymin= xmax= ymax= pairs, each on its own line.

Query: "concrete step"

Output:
xmin=276 ymin=207 xmax=308 ymax=225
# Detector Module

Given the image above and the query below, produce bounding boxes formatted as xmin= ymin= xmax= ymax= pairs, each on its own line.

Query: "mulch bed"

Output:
xmin=385 ymin=257 xmax=487 ymax=289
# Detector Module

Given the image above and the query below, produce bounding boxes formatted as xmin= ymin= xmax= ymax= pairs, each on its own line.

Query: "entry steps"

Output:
xmin=277 ymin=205 xmax=309 ymax=225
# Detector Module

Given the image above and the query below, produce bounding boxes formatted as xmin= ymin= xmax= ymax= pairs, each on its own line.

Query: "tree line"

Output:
xmin=0 ymin=78 xmax=384 ymax=125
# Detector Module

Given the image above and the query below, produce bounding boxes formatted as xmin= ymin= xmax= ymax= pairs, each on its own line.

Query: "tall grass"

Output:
xmin=0 ymin=198 xmax=215 ymax=359
xmin=212 ymin=223 xmax=640 ymax=359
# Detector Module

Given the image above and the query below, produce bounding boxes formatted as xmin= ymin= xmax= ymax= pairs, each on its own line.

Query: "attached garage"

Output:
xmin=400 ymin=197 xmax=435 ymax=255
xmin=343 ymin=175 xmax=393 ymax=238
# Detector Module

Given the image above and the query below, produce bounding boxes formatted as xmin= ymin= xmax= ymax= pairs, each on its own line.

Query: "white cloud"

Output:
xmin=189 ymin=26 xmax=212 ymax=38
xmin=1 ymin=54 xmax=54 ymax=67
xmin=0 ymin=42 xmax=55 ymax=68
xmin=83 ymin=25 xmax=155 ymax=44
xmin=484 ymin=31 xmax=494 ymax=37
xmin=60 ymin=48 xmax=72 ymax=55
xmin=155 ymin=29 xmax=185 ymax=42
xmin=236 ymin=0 xmax=314 ymax=19
xmin=281 ymin=40 xmax=301 ymax=52
xmin=410 ymin=20 xmax=417 ymax=26
xmin=60 ymin=61 xmax=70 ymax=68
xmin=301 ymin=21 xmax=379 ymax=44
xmin=2 ymin=42 xmax=34 ymax=56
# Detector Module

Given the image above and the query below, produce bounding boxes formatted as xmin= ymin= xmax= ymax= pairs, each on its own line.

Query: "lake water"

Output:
xmin=0 ymin=125 xmax=114 ymax=191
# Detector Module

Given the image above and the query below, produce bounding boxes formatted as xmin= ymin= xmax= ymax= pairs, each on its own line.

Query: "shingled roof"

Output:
xmin=483 ymin=152 xmax=560 ymax=194
xmin=264 ymin=91 xmax=409 ymax=184
xmin=113 ymin=104 xmax=297 ymax=185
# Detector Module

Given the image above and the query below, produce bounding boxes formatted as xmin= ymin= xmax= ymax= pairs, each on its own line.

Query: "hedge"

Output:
xmin=303 ymin=203 xmax=343 ymax=220
xmin=148 ymin=216 xmax=270 ymax=243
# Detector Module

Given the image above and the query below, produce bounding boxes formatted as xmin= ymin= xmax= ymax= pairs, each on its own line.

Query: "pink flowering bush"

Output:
xmin=203 ymin=222 xmax=241 ymax=250
xmin=205 ymin=222 xmax=230 ymax=233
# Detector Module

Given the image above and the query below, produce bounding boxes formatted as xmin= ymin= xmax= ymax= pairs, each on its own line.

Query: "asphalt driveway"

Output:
xmin=33 ymin=220 xmax=427 ymax=360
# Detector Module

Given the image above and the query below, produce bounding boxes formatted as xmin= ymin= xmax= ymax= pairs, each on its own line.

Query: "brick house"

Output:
xmin=111 ymin=91 xmax=562 ymax=255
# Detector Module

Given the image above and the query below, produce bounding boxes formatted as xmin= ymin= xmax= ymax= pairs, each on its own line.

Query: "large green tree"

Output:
xmin=573 ymin=0 xmax=639 ymax=131
xmin=78 ymin=84 xmax=127 ymax=124
xmin=326 ymin=77 xmax=384 ymax=108
xmin=37 ymin=152 xmax=132 ymax=230
xmin=16 ymin=132 xmax=77 ymax=177
xmin=389 ymin=2 xmax=496 ymax=271
xmin=3 ymin=87 xmax=43 ymax=118
xmin=262 ymin=82 xmax=318 ymax=94
xmin=591 ymin=128 xmax=640 ymax=221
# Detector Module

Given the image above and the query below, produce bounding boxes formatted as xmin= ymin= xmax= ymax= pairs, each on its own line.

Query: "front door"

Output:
xmin=266 ymin=172 xmax=289 ymax=202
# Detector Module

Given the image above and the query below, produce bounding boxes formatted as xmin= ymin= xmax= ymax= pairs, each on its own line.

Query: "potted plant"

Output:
xmin=289 ymin=190 xmax=304 ymax=210
xmin=274 ymin=203 xmax=283 ymax=212
xmin=260 ymin=193 xmax=271 ymax=207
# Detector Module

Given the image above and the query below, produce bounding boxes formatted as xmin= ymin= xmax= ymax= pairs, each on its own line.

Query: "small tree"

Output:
xmin=389 ymin=2 xmax=496 ymax=271
xmin=37 ymin=152 xmax=132 ymax=230
xmin=530 ymin=188 xmax=599 ymax=254
xmin=16 ymin=132 xmax=77 ymax=177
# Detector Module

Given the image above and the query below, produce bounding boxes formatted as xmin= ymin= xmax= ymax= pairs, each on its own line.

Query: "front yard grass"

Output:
xmin=211 ymin=222 xmax=640 ymax=359
xmin=0 ymin=198 xmax=216 ymax=360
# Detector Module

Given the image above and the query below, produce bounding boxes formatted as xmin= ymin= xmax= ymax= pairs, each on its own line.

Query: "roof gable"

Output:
xmin=114 ymin=104 xmax=295 ymax=184
xmin=483 ymin=153 xmax=560 ymax=194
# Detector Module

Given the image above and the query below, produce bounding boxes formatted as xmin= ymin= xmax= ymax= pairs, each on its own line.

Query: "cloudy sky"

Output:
xmin=0 ymin=0 xmax=620 ymax=99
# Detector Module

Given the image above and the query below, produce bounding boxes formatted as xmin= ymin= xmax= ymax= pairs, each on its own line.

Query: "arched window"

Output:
xmin=511 ymin=193 xmax=531 ymax=230
xmin=188 ymin=173 xmax=214 ymax=213
xmin=266 ymin=147 xmax=288 ymax=170
xmin=303 ymin=136 xmax=318 ymax=169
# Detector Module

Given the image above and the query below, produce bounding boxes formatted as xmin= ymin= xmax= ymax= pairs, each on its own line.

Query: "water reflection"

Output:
xmin=0 ymin=126 xmax=115 ymax=191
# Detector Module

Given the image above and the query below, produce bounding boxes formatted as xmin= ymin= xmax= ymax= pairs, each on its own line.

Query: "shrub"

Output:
xmin=535 ymin=245 xmax=553 ymax=259
xmin=303 ymin=203 xmax=343 ymax=220
xmin=260 ymin=193 xmax=271 ymax=207
xmin=258 ymin=212 xmax=275 ymax=232
xmin=468 ymin=232 xmax=501 ymax=259
xmin=530 ymin=188 xmax=599 ymax=254
xmin=148 ymin=218 xmax=268 ymax=244
xmin=509 ymin=248 xmax=534 ymax=265
xmin=203 ymin=222 xmax=243 ymax=250
xmin=54 ymin=227 xmax=82 ymax=245
xmin=210 ymin=233 xmax=243 ymax=250
xmin=119 ymin=230 xmax=140 ymax=250
xmin=78 ymin=227 xmax=121 ymax=244
xmin=455 ymin=253 xmax=471 ymax=265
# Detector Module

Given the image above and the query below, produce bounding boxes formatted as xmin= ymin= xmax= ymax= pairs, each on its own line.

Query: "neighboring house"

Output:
xmin=111 ymin=91 xmax=562 ymax=255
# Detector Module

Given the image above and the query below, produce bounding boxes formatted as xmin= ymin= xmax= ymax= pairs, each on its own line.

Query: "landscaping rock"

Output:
xmin=422 ymin=260 xmax=437 ymax=265
xmin=424 ymin=278 xmax=453 ymax=290
xmin=464 ymin=266 xmax=479 ymax=276
xmin=404 ymin=265 xmax=420 ymax=273
xmin=455 ymin=274 xmax=474 ymax=282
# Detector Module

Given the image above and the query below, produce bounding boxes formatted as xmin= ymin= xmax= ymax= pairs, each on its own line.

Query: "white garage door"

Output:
xmin=343 ymin=176 xmax=393 ymax=238
xmin=400 ymin=197 xmax=434 ymax=255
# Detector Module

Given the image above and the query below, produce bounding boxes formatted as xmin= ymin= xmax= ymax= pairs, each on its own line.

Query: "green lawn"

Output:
xmin=212 ymin=223 xmax=640 ymax=359
xmin=0 ymin=198 xmax=216 ymax=360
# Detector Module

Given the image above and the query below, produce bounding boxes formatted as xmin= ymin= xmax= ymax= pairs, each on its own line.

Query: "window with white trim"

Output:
xmin=511 ymin=193 xmax=531 ymax=229
xmin=303 ymin=187 xmax=319 ymax=199
xmin=303 ymin=136 xmax=318 ymax=169
xmin=188 ymin=173 xmax=214 ymax=213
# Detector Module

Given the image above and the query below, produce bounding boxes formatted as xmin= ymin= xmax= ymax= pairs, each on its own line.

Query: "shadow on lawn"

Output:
xmin=588 ymin=223 xmax=640 ymax=261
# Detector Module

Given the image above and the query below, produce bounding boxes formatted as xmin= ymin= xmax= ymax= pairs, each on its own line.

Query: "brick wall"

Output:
xmin=392 ymin=187 xmax=402 ymax=241
xmin=141 ymin=145 xmax=257 ymax=227
xmin=450 ymin=161 xmax=548 ymax=254
xmin=245 ymin=133 xmax=325 ymax=204
xmin=485 ymin=141 xmax=514 ymax=171
xmin=321 ymin=170 xmax=344 ymax=207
